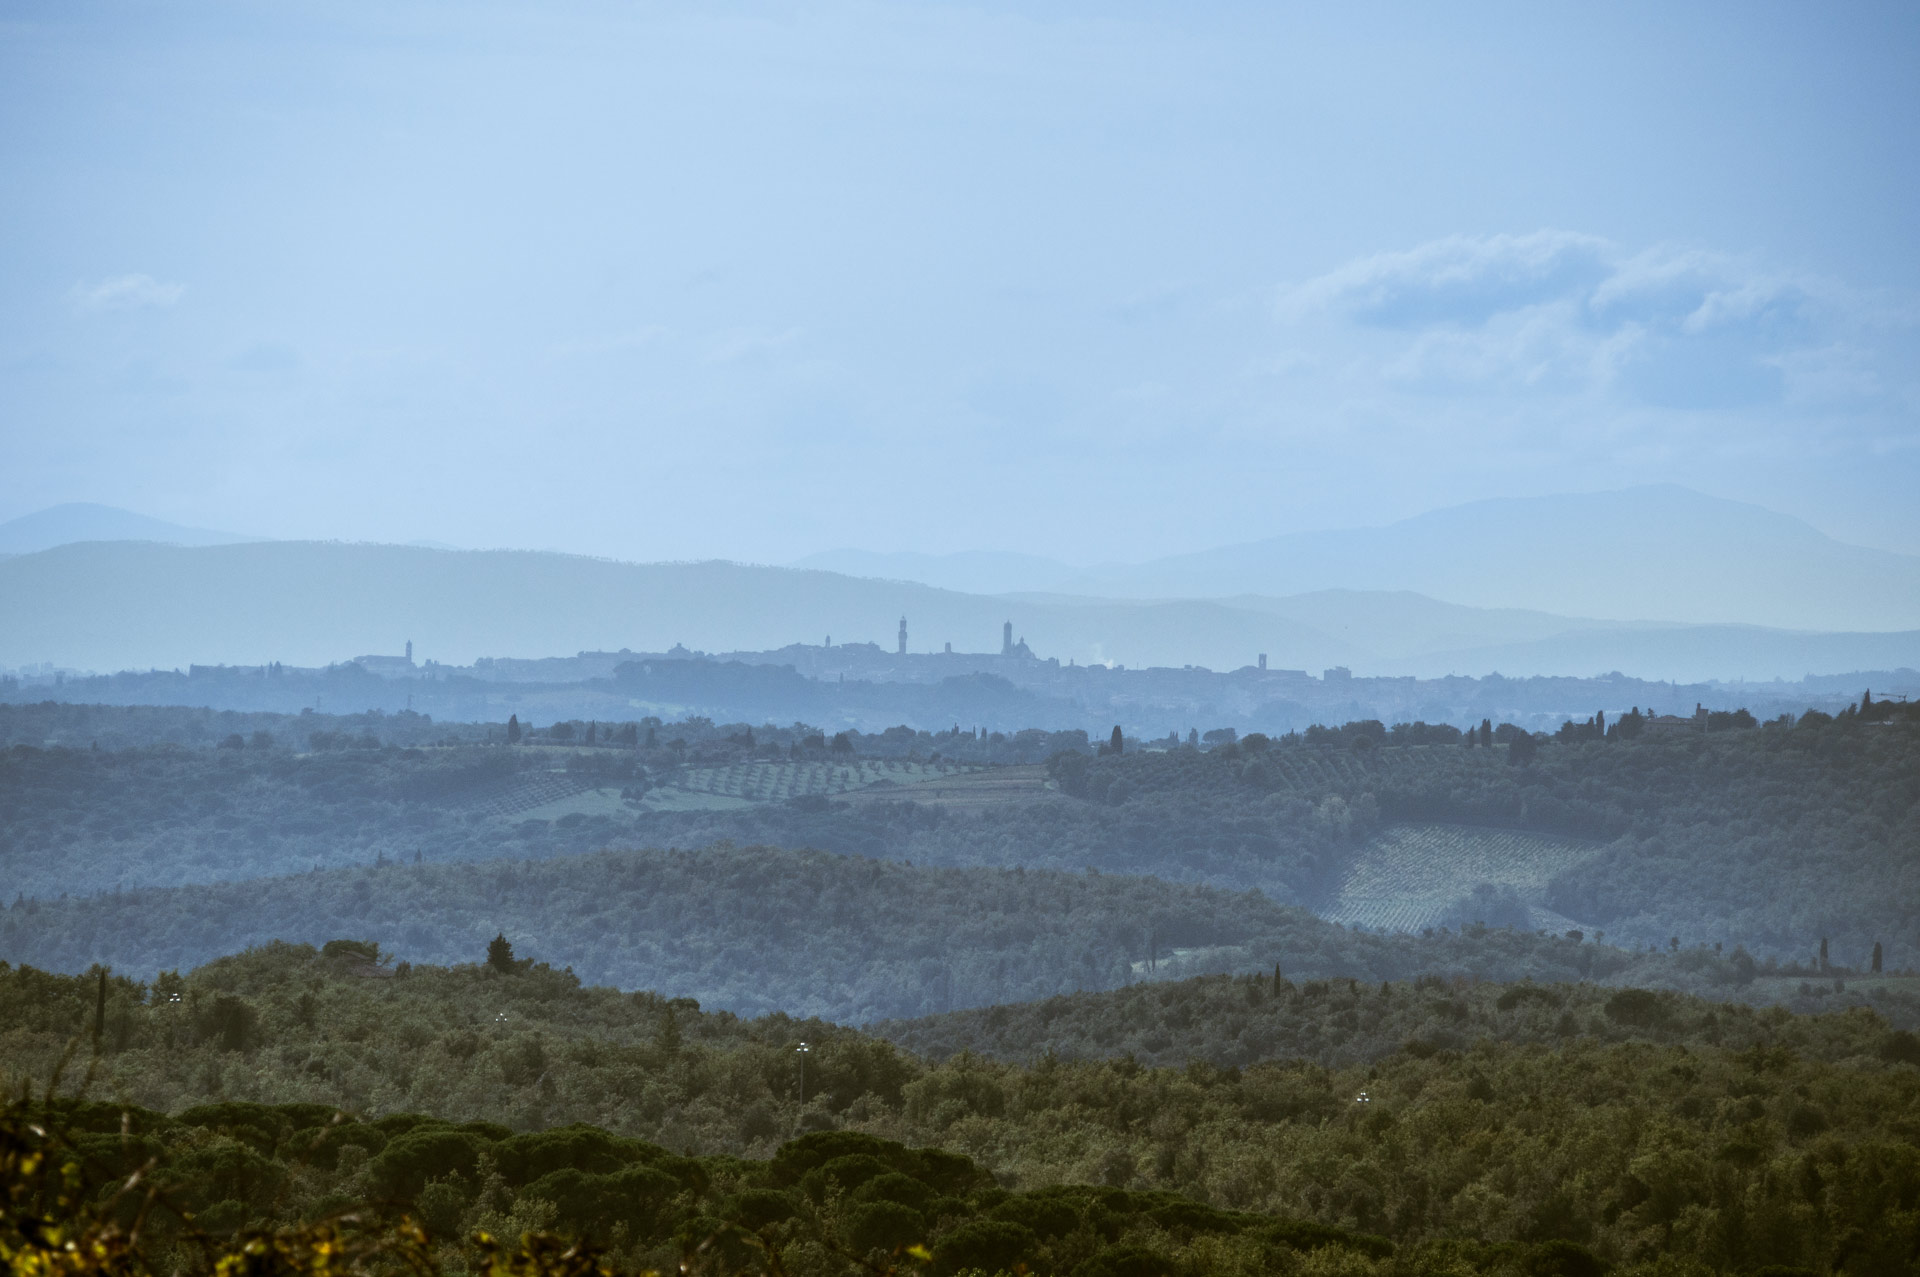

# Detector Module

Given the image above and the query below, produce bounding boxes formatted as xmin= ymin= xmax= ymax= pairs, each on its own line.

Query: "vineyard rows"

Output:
xmin=1322 ymin=822 xmax=1598 ymax=934
xmin=669 ymin=758 xmax=972 ymax=803
xmin=469 ymin=773 xmax=598 ymax=820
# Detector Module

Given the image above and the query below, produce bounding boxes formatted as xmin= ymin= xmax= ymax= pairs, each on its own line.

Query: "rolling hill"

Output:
xmin=804 ymin=487 xmax=1920 ymax=634
xmin=3 ymin=537 xmax=1916 ymax=680
xmin=0 ymin=501 xmax=257 ymax=555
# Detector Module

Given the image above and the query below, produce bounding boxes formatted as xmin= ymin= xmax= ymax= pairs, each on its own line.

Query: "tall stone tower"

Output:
xmin=1002 ymin=620 xmax=1013 ymax=655
xmin=898 ymin=616 xmax=908 ymax=655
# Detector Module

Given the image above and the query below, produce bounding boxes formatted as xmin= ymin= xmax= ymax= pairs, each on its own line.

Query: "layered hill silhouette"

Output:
xmin=2 ymin=538 xmax=1915 ymax=679
xmin=4 ymin=486 xmax=1917 ymax=677
xmin=801 ymin=485 xmax=1920 ymax=633
xmin=0 ymin=501 xmax=256 ymax=555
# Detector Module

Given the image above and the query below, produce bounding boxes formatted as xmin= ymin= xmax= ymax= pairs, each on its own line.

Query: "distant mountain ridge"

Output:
xmin=1 ymin=538 xmax=1915 ymax=681
xmin=799 ymin=486 xmax=1920 ymax=633
xmin=0 ymin=502 xmax=257 ymax=555
xmin=14 ymin=487 xmax=1915 ymax=634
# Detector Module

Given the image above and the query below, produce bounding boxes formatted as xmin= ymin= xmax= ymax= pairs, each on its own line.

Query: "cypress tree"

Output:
xmin=487 ymin=933 xmax=517 ymax=974
xmin=506 ymin=714 xmax=522 ymax=744
xmin=1819 ymin=937 xmax=1830 ymax=971
xmin=1109 ymin=725 xmax=1124 ymax=756
xmin=1872 ymin=941 xmax=1884 ymax=974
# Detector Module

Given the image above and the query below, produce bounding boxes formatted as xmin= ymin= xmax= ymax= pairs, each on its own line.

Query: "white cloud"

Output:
xmin=1276 ymin=230 xmax=1612 ymax=328
xmin=1274 ymin=232 xmax=1906 ymax=416
xmin=71 ymin=273 xmax=185 ymax=311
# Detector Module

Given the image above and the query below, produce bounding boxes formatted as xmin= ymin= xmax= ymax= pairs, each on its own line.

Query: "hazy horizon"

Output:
xmin=5 ymin=12 xmax=1920 ymax=1266
xmin=3 ymin=2 xmax=1917 ymax=568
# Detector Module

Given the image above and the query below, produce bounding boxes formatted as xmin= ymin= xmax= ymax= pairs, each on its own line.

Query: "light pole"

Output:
xmin=795 ymin=1041 xmax=811 ymax=1104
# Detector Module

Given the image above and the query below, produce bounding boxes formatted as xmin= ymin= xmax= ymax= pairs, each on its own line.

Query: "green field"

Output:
xmin=1323 ymin=822 xmax=1599 ymax=934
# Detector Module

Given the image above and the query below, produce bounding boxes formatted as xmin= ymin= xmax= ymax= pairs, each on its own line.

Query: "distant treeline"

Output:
xmin=4 ymin=703 xmax=1915 ymax=964
xmin=0 ymin=844 xmax=1671 ymax=1024
xmin=5 ymin=643 xmax=1898 ymax=737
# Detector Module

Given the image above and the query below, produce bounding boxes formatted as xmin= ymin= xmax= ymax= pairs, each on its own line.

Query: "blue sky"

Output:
xmin=2 ymin=1 xmax=1916 ymax=561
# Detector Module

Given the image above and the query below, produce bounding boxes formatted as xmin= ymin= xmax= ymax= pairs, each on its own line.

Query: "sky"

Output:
xmin=2 ymin=0 xmax=1917 ymax=563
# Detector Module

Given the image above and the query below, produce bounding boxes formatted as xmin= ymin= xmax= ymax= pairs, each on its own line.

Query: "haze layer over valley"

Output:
xmin=4 ymin=6 xmax=1918 ymax=1274
xmin=4 ymin=487 xmax=1917 ymax=686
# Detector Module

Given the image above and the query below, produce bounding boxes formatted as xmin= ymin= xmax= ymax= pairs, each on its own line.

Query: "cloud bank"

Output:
xmin=1274 ymin=231 xmax=1905 ymax=416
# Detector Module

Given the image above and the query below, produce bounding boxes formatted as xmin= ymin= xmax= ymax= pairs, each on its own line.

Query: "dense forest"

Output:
xmin=1038 ymin=711 xmax=1920 ymax=961
xmin=5 ymin=946 xmax=1918 ymax=1274
xmin=0 ymin=844 xmax=1738 ymax=1023
xmin=878 ymin=966 xmax=1920 ymax=1067
xmin=6 ymin=703 xmax=1914 ymax=965
xmin=0 ymin=706 xmax=1094 ymax=898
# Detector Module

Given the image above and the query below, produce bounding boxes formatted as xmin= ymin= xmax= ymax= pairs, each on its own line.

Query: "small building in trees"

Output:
xmin=1644 ymin=703 xmax=1710 ymax=737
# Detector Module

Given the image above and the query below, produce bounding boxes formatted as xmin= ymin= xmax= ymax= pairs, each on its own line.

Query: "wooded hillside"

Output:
xmin=6 ymin=946 xmax=1918 ymax=1275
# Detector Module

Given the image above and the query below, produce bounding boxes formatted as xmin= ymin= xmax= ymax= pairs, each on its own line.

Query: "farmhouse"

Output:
xmin=1644 ymin=703 xmax=1710 ymax=737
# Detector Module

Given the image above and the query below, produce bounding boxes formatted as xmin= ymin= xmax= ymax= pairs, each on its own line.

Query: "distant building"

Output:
xmin=1258 ymin=654 xmax=1267 ymax=670
xmin=1323 ymin=666 xmax=1352 ymax=683
xmin=1644 ymin=703 xmax=1710 ymax=736
xmin=898 ymin=616 xmax=908 ymax=656
xmin=352 ymin=645 xmax=416 ymax=678
xmin=1002 ymin=621 xmax=1014 ymax=655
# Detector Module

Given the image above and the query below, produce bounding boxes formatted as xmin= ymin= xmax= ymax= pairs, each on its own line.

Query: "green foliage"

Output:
xmin=627 ymin=720 xmax=1918 ymax=959
xmin=2 ymin=843 xmax=1675 ymax=1024
xmin=6 ymin=947 xmax=1920 ymax=1274
xmin=6 ymin=710 xmax=1914 ymax=970
xmin=879 ymin=968 xmax=1920 ymax=1068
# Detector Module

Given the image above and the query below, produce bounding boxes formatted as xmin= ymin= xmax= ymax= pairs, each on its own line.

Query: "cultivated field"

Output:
xmin=1323 ymin=822 xmax=1600 ymax=934
xmin=669 ymin=757 xmax=974 ymax=802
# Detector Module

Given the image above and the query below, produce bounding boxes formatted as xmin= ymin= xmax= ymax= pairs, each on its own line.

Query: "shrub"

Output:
xmin=369 ymin=1129 xmax=489 ymax=1199
xmin=931 ymin=1219 xmax=1036 ymax=1277
xmin=1073 ymin=1244 xmax=1180 ymax=1277
xmin=1604 ymin=988 xmax=1668 ymax=1029
xmin=843 ymin=1200 xmax=925 ymax=1254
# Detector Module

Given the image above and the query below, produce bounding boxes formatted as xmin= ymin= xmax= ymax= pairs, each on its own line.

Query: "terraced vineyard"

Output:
xmin=468 ymin=771 xmax=598 ymax=819
xmin=1323 ymin=822 xmax=1600 ymax=934
xmin=667 ymin=757 xmax=974 ymax=802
